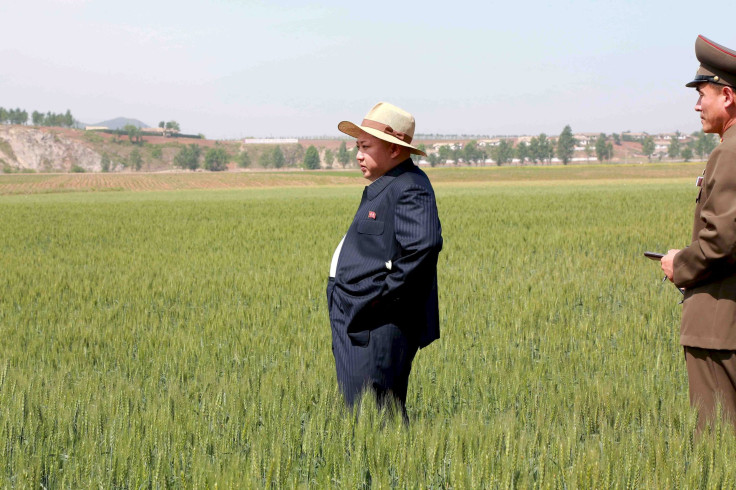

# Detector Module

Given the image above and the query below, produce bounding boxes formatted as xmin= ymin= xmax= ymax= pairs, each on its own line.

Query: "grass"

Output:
xmin=2 ymin=165 xmax=735 ymax=486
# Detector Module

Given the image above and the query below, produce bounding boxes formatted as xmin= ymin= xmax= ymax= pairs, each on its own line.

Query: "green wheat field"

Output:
xmin=3 ymin=164 xmax=736 ymax=487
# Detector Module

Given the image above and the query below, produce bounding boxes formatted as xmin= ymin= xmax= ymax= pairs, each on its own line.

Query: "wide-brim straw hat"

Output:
xmin=338 ymin=102 xmax=427 ymax=157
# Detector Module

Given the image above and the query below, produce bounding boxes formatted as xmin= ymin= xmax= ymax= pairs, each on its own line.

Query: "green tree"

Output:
xmin=31 ymin=111 xmax=43 ymax=126
xmin=283 ymin=144 xmax=304 ymax=167
xmin=693 ymin=130 xmax=718 ymax=158
xmin=428 ymin=153 xmax=439 ymax=167
xmin=129 ymin=148 xmax=143 ymax=171
xmin=668 ymin=132 xmax=681 ymax=159
xmin=0 ymin=107 xmax=6 ymax=124
xmin=463 ymin=140 xmax=481 ymax=164
xmin=324 ymin=148 xmax=335 ymax=167
xmin=159 ymin=121 xmax=165 ymax=129
xmin=556 ymin=125 xmax=576 ymax=165
xmin=174 ymin=144 xmax=201 ymax=170
xmin=258 ymin=150 xmax=272 ymax=168
xmin=492 ymin=140 xmax=514 ymax=166
xmin=237 ymin=150 xmax=251 ymax=168
xmin=337 ymin=141 xmax=350 ymax=167
xmin=272 ymin=146 xmax=285 ymax=169
xmin=528 ymin=137 xmax=541 ymax=163
xmin=151 ymin=146 xmax=163 ymax=159
xmin=450 ymin=145 xmax=463 ymax=163
xmin=595 ymin=133 xmax=608 ymax=162
xmin=543 ymin=136 xmax=555 ymax=162
xmin=438 ymin=145 xmax=451 ymax=164
xmin=303 ymin=145 xmax=320 ymax=169
xmin=8 ymin=108 xmax=28 ymax=125
xmin=204 ymin=147 xmax=229 ymax=171
xmin=682 ymin=146 xmax=694 ymax=162
xmin=530 ymin=133 xmax=552 ymax=163
xmin=516 ymin=141 xmax=529 ymax=164
xmin=64 ymin=110 xmax=74 ymax=128
xmin=100 ymin=153 xmax=111 ymax=172
xmin=612 ymin=133 xmax=621 ymax=145
xmin=165 ymin=121 xmax=180 ymax=132
xmin=641 ymin=135 xmax=655 ymax=162
xmin=124 ymin=124 xmax=141 ymax=144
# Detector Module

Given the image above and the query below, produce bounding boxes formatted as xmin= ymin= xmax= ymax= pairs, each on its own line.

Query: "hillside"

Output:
xmin=91 ymin=117 xmax=151 ymax=130
xmin=0 ymin=124 xmax=697 ymax=174
xmin=0 ymin=125 xmax=243 ymax=173
xmin=0 ymin=125 xmax=327 ymax=173
xmin=0 ymin=125 xmax=104 ymax=172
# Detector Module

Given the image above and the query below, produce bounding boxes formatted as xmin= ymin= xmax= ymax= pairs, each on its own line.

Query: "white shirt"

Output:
xmin=329 ymin=235 xmax=345 ymax=278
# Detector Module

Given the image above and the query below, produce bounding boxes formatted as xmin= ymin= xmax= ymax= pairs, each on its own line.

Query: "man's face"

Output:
xmin=356 ymin=132 xmax=395 ymax=182
xmin=695 ymin=82 xmax=729 ymax=134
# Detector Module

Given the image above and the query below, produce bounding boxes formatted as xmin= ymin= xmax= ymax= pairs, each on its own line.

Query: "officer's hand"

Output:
xmin=661 ymin=249 xmax=680 ymax=282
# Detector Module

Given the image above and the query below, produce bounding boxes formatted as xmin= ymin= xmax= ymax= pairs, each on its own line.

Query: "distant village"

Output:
xmin=244 ymin=130 xmax=714 ymax=167
xmin=417 ymin=132 xmax=697 ymax=165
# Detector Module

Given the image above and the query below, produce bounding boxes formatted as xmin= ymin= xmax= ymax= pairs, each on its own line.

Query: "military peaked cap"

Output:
xmin=686 ymin=35 xmax=736 ymax=88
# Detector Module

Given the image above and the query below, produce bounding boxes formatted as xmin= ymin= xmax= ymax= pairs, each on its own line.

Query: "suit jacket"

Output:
xmin=674 ymin=124 xmax=736 ymax=349
xmin=327 ymin=159 xmax=443 ymax=348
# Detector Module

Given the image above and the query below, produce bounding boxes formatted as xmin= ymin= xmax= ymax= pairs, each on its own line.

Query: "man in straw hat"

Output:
xmin=326 ymin=102 xmax=443 ymax=419
xmin=662 ymin=35 xmax=736 ymax=431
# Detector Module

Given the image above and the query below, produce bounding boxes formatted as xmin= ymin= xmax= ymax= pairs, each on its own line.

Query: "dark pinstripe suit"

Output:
xmin=327 ymin=158 xmax=442 ymax=410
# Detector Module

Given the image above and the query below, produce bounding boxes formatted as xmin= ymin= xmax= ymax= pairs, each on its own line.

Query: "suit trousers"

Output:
xmin=684 ymin=346 xmax=736 ymax=431
xmin=331 ymin=314 xmax=418 ymax=415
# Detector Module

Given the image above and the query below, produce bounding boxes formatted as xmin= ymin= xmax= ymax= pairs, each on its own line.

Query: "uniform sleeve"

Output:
xmin=674 ymin=146 xmax=736 ymax=288
xmin=381 ymin=183 xmax=443 ymax=301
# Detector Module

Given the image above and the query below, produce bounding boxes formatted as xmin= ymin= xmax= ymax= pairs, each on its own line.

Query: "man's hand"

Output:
xmin=661 ymin=249 xmax=680 ymax=282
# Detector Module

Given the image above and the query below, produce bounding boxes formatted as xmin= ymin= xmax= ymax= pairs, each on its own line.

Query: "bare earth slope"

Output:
xmin=0 ymin=125 xmax=103 ymax=172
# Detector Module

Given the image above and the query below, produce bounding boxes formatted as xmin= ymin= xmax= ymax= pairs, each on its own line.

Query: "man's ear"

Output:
xmin=724 ymin=86 xmax=735 ymax=108
xmin=389 ymin=143 xmax=403 ymax=159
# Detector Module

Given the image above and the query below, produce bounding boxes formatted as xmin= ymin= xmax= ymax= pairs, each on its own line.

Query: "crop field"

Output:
xmin=3 ymin=163 xmax=736 ymax=487
xmin=0 ymin=162 xmax=706 ymax=195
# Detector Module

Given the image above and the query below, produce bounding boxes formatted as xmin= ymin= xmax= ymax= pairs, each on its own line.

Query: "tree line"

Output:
xmin=664 ymin=130 xmax=718 ymax=162
xmin=170 ymin=141 xmax=360 ymax=172
xmin=426 ymin=126 xmax=580 ymax=166
xmin=607 ymin=130 xmax=716 ymax=162
xmin=172 ymin=143 xmax=303 ymax=171
xmin=426 ymin=128 xmax=717 ymax=166
xmin=0 ymin=107 xmax=76 ymax=127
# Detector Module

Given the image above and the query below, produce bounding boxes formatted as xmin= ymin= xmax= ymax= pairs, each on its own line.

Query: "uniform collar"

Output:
xmin=365 ymin=158 xmax=414 ymax=201
xmin=723 ymin=123 xmax=736 ymax=142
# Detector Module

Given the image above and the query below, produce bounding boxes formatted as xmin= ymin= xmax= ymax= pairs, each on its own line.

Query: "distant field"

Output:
xmin=4 ymin=164 xmax=736 ymax=487
xmin=0 ymin=162 xmax=705 ymax=195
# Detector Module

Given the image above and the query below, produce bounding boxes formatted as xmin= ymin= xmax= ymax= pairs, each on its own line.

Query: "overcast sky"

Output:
xmin=1 ymin=0 xmax=733 ymax=139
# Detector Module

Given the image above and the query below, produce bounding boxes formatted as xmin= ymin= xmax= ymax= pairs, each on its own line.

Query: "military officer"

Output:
xmin=662 ymin=35 xmax=736 ymax=430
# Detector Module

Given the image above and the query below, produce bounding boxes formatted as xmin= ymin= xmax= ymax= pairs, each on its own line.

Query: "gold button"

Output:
xmin=714 ymin=76 xmax=720 ymax=82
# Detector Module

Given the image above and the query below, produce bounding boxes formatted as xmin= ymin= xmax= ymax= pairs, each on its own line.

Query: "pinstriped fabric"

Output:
xmin=326 ymin=158 xmax=442 ymax=410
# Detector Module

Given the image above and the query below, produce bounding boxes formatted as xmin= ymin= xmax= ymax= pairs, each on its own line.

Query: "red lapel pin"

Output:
xmin=368 ymin=211 xmax=376 ymax=219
